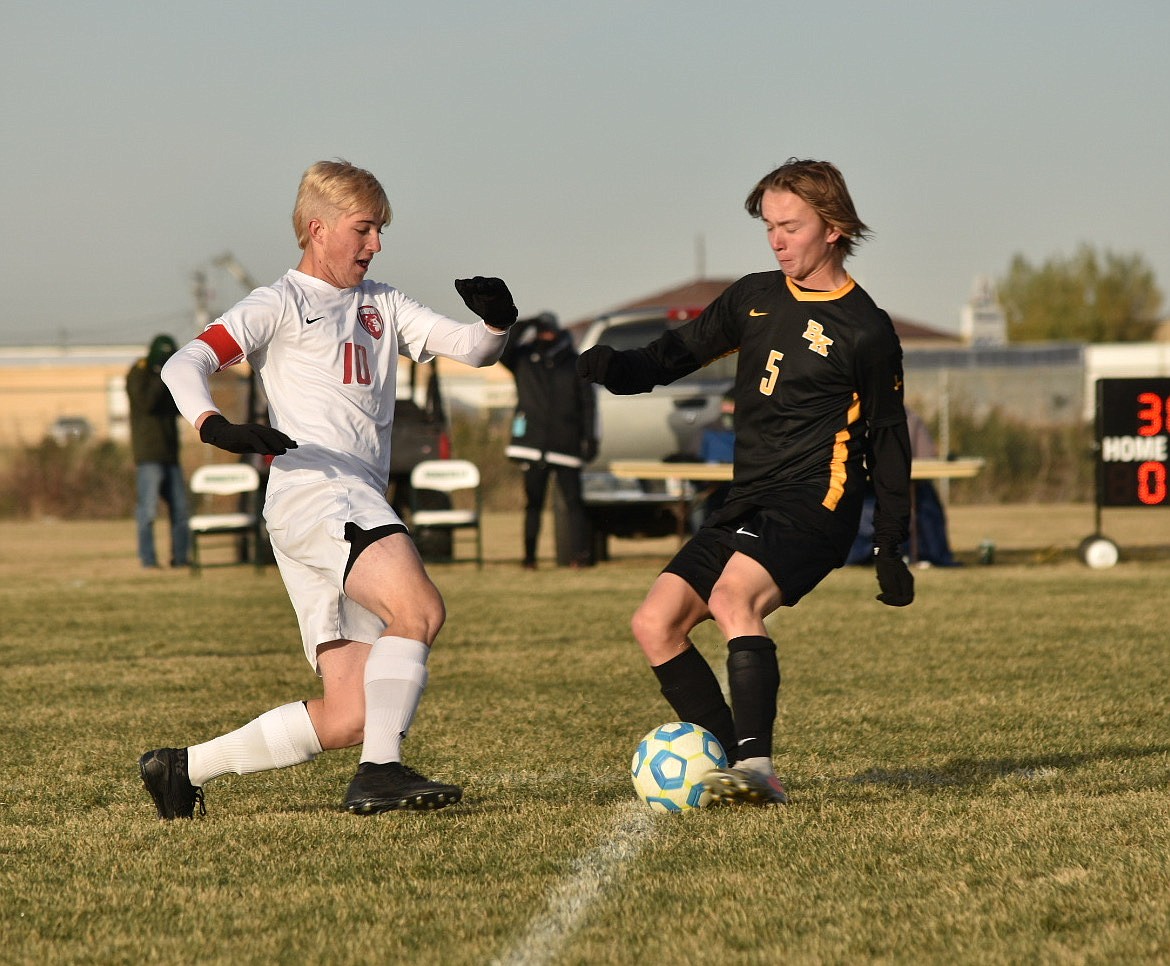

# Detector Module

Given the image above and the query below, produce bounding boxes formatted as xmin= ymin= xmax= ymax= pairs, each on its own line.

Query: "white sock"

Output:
xmin=360 ymin=636 xmax=430 ymax=765
xmin=187 ymin=701 xmax=323 ymax=787
xmin=736 ymin=756 xmax=775 ymax=777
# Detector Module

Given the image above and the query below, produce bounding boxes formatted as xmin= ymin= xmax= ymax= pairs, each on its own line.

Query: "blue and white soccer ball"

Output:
xmin=630 ymin=721 xmax=727 ymax=813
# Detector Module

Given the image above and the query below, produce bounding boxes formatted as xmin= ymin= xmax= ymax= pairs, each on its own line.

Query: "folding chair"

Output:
xmin=409 ymin=459 xmax=483 ymax=568
xmin=187 ymin=463 xmax=263 ymax=574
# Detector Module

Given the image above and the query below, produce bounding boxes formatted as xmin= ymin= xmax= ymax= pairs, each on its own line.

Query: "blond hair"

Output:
xmin=745 ymin=158 xmax=870 ymax=259
xmin=292 ymin=160 xmax=392 ymax=250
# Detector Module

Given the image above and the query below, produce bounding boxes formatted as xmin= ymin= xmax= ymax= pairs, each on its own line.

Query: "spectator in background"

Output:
xmin=905 ymin=408 xmax=959 ymax=566
xmin=846 ymin=407 xmax=958 ymax=566
xmin=699 ymin=393 xmax=736 ymax=464
xmin=126 ymin=334 xmax=189 ymax=569
xmin=500 ymin=312 xmax=597 ymax=569
xmin=694 ymin=392 xmax=736 ymax=528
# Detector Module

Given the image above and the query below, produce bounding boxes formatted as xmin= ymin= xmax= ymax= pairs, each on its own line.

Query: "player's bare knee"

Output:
xmin=421 ymin=587 xmax=446 ymax=640
xmin=384 ymin=598 xmax=445 ymax=645
xmin=707 ymin=583 xmax=749 ymax=628
xmin=630 ymin=603 xmax=660 ymax=648
xmin=631 ymin=604 xmax=682 ymax=654
xmin=418 ymin=604 xmax=445 ymax=645
xmin=416 ymin=594 xmax=446 ymax=642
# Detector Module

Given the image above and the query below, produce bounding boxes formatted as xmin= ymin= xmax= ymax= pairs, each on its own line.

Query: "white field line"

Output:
xmin=493 ymin=651 xmax=725 ymax=964
xmin=491 ymin=800 xmax=656 ymax=966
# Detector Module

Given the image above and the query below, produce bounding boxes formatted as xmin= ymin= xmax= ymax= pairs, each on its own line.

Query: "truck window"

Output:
xmin=594 ymin=318 xmax=738 ymax=382
xmin=594 ymin=320 xmax=666 ymax=352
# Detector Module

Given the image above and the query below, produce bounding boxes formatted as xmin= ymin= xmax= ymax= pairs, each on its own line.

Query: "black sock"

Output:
xmin=651 ymin=646 xmax=736 ymax=759
xmin=726 ymin=635 xmax=780 ymax=763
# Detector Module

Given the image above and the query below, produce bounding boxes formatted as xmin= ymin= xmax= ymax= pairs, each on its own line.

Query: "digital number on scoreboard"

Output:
xmin=1096 ymin=377 xmax=1170 ymax=507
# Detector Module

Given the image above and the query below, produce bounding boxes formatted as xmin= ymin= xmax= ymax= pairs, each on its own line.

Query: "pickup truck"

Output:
xmin=553 ymin=307 xmax=736 ymax=563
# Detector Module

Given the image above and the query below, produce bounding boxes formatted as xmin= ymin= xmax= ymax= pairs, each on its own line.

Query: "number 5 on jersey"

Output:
xmin=760 ymin=350 xmax=784 ymax=396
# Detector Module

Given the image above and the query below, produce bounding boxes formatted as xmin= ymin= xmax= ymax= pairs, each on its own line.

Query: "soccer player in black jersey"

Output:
xmin=578 ymin=158 xmax=914 ymax=806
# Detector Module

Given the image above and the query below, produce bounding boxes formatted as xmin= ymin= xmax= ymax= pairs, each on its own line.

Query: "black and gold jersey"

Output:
xmin=668 ymin=271 xmax=911 ymax=550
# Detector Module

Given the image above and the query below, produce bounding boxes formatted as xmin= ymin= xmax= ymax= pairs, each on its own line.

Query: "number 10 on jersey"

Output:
xmin=344 ymin=343 xmax=372 ymax=385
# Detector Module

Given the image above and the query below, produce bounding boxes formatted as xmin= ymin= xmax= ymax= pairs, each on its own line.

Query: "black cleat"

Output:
xmin=139 ymin=747 xmax=205 ymax=820
xmin=344 ymin=761 xmax=462 ymax=814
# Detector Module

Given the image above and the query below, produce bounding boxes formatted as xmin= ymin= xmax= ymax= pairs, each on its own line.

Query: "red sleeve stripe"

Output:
xmin=197 ymin=324 xmax=246 ymax=369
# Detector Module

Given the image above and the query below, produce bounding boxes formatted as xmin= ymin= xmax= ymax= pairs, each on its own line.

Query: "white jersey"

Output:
xmin=165 ymin=269 xmax=505 ymax=497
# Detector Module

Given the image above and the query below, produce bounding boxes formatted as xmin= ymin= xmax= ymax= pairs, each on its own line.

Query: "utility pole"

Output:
xmin=208 ymin=253 xmax=263 ymax=423
xmin=213 ymin=253 xmax=259 ymax=293
xmin=694 ymin=234 xmax=707 ymax=280
xmin=192 ymin=269 xmax=212 ymax=334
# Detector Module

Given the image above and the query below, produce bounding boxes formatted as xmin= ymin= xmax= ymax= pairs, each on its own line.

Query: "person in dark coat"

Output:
xmin=500 ymin=313 xmax=597 ymax=568
xmin=126 ymin=333 xmax=189 ymax=568
xmin=845 ymin=408 xmax=959 ymax=566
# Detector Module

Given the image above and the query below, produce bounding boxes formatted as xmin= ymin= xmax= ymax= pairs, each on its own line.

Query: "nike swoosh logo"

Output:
xmin=305 ymin=316 xmax=324 ymax=324
xmin=735 ymin=527 xmax=759 ymax=538
xmin=748 ymin=309 xmax=768 ymax=317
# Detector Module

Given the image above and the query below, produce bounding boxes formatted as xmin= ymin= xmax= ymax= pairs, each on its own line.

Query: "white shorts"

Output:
xmin=264 ymin=478 xmax=405 ymax=672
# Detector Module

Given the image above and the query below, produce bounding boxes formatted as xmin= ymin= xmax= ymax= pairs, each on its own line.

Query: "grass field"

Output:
xmin=2 ymin=507 xmax=1169 ymax=964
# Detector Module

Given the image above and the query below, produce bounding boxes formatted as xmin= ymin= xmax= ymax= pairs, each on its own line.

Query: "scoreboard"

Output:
xmin=1096 ymin=377 xmax=1170 ymax=508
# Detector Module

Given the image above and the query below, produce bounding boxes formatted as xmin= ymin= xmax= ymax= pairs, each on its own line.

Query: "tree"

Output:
xmin=997 ymin=244 xmax=1163 ymax=343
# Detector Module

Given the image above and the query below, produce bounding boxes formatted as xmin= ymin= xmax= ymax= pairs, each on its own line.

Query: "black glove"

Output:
xmin=874 ymin=548 xmax=914 ymax=606
xmin=581 ymin=437 xmax=598 ymax=463
xmin=454 ymin=276 xmax=518 ymax=330
xmin=577 ymin=345 xmax=615 ymax=385
xmin=199 ymin=414 xmax=298 ymax=456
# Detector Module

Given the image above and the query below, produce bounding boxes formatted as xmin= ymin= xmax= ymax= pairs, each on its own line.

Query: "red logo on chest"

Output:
xmin=357 ymin=305 xmax=384 ymax=340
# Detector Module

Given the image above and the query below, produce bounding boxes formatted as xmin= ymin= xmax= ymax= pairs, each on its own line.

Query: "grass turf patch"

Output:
xmin=1 ymin=519 xmax=1168 ymax=964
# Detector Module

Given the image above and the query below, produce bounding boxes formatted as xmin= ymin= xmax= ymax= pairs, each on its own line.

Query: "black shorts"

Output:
xmin=662 ymin=507 xmax=848 ymax=607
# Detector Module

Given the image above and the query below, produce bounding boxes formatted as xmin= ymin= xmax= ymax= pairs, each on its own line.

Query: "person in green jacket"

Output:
xmin=126 ymin=334 xmax=189 ymax=568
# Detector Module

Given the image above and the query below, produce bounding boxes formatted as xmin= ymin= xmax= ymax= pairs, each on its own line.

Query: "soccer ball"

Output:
xmin=630 ymin=721 xmax=727 ymax=813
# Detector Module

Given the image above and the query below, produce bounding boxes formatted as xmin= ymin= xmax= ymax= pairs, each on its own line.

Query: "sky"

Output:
xmin=2 ymin=1 xmax=1168 ymax=349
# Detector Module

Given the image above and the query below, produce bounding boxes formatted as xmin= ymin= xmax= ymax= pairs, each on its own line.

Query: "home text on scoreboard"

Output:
xmin=1096 ymin=377 xmax=1170 ymax=507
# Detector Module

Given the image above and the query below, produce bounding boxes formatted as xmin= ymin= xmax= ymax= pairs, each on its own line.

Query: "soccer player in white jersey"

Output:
xmin=138 ymin=160 xmax=520 ymax=818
